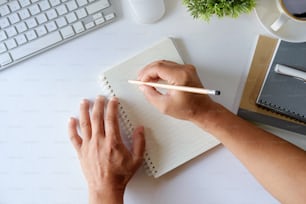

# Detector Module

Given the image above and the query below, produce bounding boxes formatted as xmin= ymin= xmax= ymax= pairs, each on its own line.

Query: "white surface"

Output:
xmin=128 ymin=0 xmax=165 ymax=24
xmin=0 ymin=0 xmax=304 ymax=203
xmin=255 ymin=0 xmax=306 ymax=42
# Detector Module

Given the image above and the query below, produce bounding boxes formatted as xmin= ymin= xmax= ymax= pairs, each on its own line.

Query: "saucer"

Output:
xmin=255 ymin=0 xmax=306 ymax=42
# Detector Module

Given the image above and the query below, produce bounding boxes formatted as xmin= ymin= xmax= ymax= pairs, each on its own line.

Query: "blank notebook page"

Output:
xmin=100 ymin=38 xmax=220 ymax=178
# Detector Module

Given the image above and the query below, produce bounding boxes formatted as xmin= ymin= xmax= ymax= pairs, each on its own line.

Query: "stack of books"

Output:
xmin=238 ymin=35 xmax=306 ymax=135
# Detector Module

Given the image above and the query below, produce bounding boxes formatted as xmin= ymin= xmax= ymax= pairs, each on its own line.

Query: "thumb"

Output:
xmin=131 ymin=126 xmax=145 ymax=163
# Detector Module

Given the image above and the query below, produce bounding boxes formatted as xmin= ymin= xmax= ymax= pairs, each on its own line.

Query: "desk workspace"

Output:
xmin=0 ymin=0 xmax=306 ymax=204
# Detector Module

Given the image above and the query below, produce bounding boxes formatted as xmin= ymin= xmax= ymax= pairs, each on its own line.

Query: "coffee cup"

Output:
xmin=270 ymin=0 xmax=306 ymax=31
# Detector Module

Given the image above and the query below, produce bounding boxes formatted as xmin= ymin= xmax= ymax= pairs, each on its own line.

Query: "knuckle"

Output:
xmin=105 ymin=141 xmax=119 ymax=156
xmin=186 ymin=64 xmax=196 ymax=71
xmin=91 ymin=112 xmax=100 ymax=121
xmin=180 ymin=64 xmax=198 ymax=85
xmin=80 ymin=120 xmax=91 ymax=129
xmin=105 ymin=115 xmax=115 ymax=125
xmin=153 ymin=61 xmax=165 ymax=69
xmin=178 ymin=69 xmax=189 ymax=84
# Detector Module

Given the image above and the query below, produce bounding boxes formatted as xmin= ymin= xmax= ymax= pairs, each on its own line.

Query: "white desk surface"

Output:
xmin=1 ymin=0 xmax=305 ymax=203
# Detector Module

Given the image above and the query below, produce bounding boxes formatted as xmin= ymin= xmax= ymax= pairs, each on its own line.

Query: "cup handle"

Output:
xmin=271 ymin=14 xmax=289 ymax=31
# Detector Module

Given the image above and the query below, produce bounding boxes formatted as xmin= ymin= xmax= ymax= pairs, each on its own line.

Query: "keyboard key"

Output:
xmin=19 ymin=0 xmax=31 ymax=8
xmin=0 ymin=43 xmax=7 ymax=53
xmin=46 ymin=9 xmax=58 ymax=20
xmin=45 ymin=21 xmax=57 ymax=32
xmin=73 ymin=21 xmax=84 ymax=33
xmin=15 ymin=34 xmax=27 ymax=45
xmin=15 ymin=22 xmax=28 ymax=33
xmin=76 ymin=8 xmax=87 ymax=19
xmin=5 ymin=27 xmax=18 ymax=38
xmin=66 ymin=12 xmax=77 ymax=23
xmin=0 ymin=31 xmax=7 ymax=41
xmin=29 ymin=4 xmax=41 ymax=15
xmin=92 ymin=12 xmax=102 ymax=20
xmin=0 ymin=4 xmax=10 ymax=16
xmin=56 ymin=4 xmax=68 ymax=16
xmin=5 ymin=39 xmax=17 ymax=49
xmin=36 ymin=13 xmax=48 ymax=24
xmin=19 ymin=8 xmax=31 ymax=20
xmin=86 ymin=0 xmax=110 ymax=15
xmin=0 ymin=18 xmax=10 ymax=29
xmin=39 ymin=0 xmax=50 ymax=11
xmin=35 ymin=26 xmax=47 ymax=36
xmin=85 ymin=21 xmax=94 ymax=29
xmin=8 ymin=1 xmax=21 ymax=12
xmin=105 ymin=13 xmax=115 ymax=21
xmin=8 ymin=13 xmax=21 ymax=24
xmin=10 ymin=31 xmax=62 ymax=61
xmin=26 ymin=18 xmax=38 ymax=28
xmin=25 ymin=30 xmax=37 ymax=41
xmin=77 ymin=0 xmax=88 ymax=7
xmin=49 ymin=0 xmax=61 ymax=7
xmin=95 ymin=17 xmax=105 ymax=25
xmin=66 ymin=1 xmax=78 ymax=11
xmin=0 ymin=53 xmax=12 ymax=66
xmin=60 ymin=26 xmax=74 ymax=38
xmin=0 ymin=0 xmax=8 ymax=6
xmin=56 ymin=17 xmax=67 ymax=27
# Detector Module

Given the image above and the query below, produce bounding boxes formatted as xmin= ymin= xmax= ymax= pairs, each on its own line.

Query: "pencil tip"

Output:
xmin=215 ymin=91 xmax=221 ymax=95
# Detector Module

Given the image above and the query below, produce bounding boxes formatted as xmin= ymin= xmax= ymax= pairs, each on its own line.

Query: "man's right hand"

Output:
xmin=137 ymin=60 xmax=217 ymax=122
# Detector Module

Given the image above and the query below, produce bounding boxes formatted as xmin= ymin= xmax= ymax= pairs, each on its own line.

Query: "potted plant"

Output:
xmin=183 ymin=0 xmax=256 ymax=21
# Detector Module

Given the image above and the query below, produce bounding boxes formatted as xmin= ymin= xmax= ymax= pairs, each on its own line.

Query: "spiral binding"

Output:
xmin=258 ymin=99 xmax=306 ymax=123
xmin=99 ymin=75 xmax=158 ymax=176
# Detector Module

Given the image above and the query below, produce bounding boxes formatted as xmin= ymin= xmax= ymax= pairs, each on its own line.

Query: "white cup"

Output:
xmin=271 ymin=0 xmax=306 ymax=31
xmin=128 ymin=0 xmax=165 ymax=24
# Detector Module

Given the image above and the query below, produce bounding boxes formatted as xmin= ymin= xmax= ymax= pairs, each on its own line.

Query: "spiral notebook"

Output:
xmin=256 ymin=40 xmax=306 ymax=123
xmin=256 ymin=41 xmax=306 ymax=124
xmin=99 ymin=38 xmax=220 ymax=178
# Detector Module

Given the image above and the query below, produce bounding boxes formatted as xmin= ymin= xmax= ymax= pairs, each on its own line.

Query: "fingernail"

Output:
xmin=68 ymin=117 xmax=74 ymax=123
xmin=111 ymin=96 xmax=118 ymax=102
xmin=139 ymin=126 xmax=144 ymax=133
xmin=96 ymin=95 xmax=104 ymax=100
xmin=81 ymin=99 xmax=88 ymax=104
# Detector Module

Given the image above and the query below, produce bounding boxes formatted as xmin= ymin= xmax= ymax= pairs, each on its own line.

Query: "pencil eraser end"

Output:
xmin=215 ymin=91 xmax=221 ymax=95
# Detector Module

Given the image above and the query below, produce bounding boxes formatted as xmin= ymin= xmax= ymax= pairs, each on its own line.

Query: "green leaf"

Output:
xmin=182 ymin=0 xmax=256 ymax=21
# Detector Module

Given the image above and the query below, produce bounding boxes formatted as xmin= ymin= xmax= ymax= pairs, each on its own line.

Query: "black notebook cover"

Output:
xmin=256 ymin=41 xmax=306 ymax=123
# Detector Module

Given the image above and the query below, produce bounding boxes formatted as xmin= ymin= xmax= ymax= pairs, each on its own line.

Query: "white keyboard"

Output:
xmin=0 ymin=0 xmax=116 ymax=70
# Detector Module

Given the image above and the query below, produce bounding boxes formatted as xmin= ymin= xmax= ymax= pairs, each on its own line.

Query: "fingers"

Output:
xmin=91 ymin=96 xmax=105 ymax=137
xmin=131 ymin=126 xmax=145 ymax=163
xmin=68 ymin=117 xmax=82 ymax=153
xmin=138 ymin=60 xmax=183 ymax=84
xmin=104 ymin=97 xmax=121 ymax=141
xmin=139 ymin=85 xmax=168 ymax=113
xmin=79 ymin=99 xmax=92 ymax=141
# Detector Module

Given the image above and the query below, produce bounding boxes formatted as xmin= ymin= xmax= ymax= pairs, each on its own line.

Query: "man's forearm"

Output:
xmin=193 ymin=103 xmax=306 ymax=204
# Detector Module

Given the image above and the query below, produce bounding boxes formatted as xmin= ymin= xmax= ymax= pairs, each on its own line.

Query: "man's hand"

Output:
xmin=68 ymin=96 xmax=145 ymax=204
xmin=137 ymin=60 xmax=217 ymax=122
